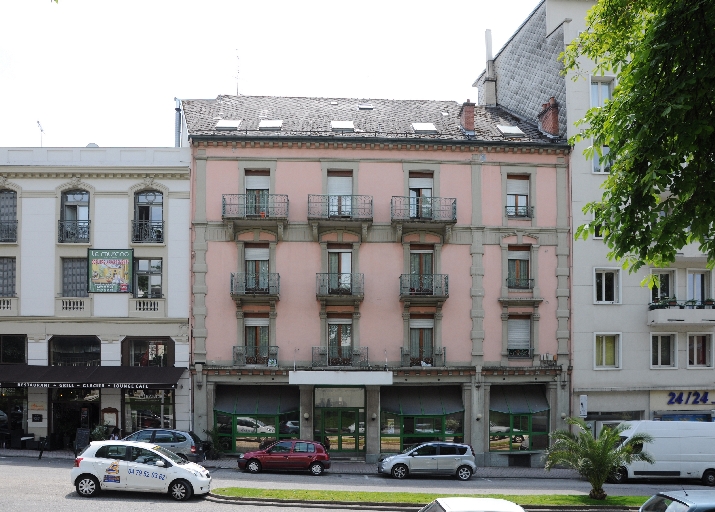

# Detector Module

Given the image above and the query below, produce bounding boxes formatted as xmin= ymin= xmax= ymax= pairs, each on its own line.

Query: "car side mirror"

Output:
xmin=155 ymin=460 xmax=165 ymax=467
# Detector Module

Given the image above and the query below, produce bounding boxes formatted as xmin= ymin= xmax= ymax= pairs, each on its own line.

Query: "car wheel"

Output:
xmin=75 ymin=475 xmax=99 ymax=497
xmin=391 ymin=464 xmax=408 ymax=479
xmin=310 ymin=462 xmax=324 ymax=476
xmin=169 ymin=479 xmax=193 ymax=501
xmin=456 ymin=465 xmax=473 ymax=481
xmin=178 ymin=453 xmax=188 ymax=461
xmin=702 ymin=469 xmax=715 ymax=486
xmin=609 ymin=467 xmax=627 ymax=484
xmin=247 ymin=459 xmax=262 ymax=473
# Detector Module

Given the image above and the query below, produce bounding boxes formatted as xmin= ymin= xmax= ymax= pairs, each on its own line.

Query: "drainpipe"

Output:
xmin=174 ymin=98 xmax=182 ymax=148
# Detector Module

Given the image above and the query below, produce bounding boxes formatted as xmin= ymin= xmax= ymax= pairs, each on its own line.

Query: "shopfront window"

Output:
xmin=49 ymin=336 xmax=100 ymax=366
xmin=213 ymin=412 xmax=300 ymax=453
xmin=51 ymin=388 xmax=100 ymax=449
xmin=488 ymin=410 xmax=549 ymax=451
xmin=0 ymin=387 xmax=27 ymax=431
xmin=124 ymin=389 xmax=174 ymax=433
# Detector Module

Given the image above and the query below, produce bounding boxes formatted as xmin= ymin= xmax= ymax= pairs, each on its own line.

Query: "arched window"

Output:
xmin=0 ymin=190 xmax=17 ymax=242
xmin=133 ymin=190 xmax=163 ymax=243
xmin=59 ymin=189 xmax=90 ymax=243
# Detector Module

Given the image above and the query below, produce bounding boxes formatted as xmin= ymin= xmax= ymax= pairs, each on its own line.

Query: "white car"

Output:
xmin=418 ymin=497 xmax=526 ymax=512
xmin=71 ymin=440 xmax=211 ymax=501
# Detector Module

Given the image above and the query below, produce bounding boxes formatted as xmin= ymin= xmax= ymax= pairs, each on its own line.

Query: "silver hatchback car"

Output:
xmin=123 ymin=429 xmax=205 ymax=462
xmin=640 ymin=491 xmax=715 ymax=512
xmin=378 ymin=442 xmax=477 ymax=480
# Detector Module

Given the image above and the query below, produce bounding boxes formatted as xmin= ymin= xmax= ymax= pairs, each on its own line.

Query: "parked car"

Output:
xmin=418 ymin=497 xmax=526 ymax=512
xmin=640 ymin=490 xmax=715 ymax=512
xmin=238 ymin=439 xmax=330 ymax=476
xmin=71 ymin=440 xmax=211 ymax=501
xmin=122 ymin=429 xmax=205 ymax=462
xmin=279 ymin=420 xmax=300 ymax=435
xmin=235 ymin=417 xmax=276 ymax=436
xmin=378 ymin=441 xmax=477 ymax=480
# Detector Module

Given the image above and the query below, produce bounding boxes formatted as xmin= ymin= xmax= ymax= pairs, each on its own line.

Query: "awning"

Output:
xmin=0 ymin=364 xmax=187 ymax=389
xmin=381 ymin=386 xmax=463 ymax=415
xmin=214 ymin=385 xmax=300 ymax=415
xmin=490 ymin=385 xmax=549 ymax=414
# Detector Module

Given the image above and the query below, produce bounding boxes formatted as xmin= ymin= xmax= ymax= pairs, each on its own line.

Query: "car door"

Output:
xmin=153 ymin=429 xmax=178 ymax=453
xmin=126 ymin=446 xmax=169 ymax=491
xmin=92 ymin=444 xmax=129 ymax=491
xmin=409 ymin=444 xmax=438 ymax=473
xmin=262 ymin=441 xmax=293 ymax=469
xmin=290 ymin=441 xmax=316 ymax=469
xmin=436 ymin=444 xmax=461 ymax=474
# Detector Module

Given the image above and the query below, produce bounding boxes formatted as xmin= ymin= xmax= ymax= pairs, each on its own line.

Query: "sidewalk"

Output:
xmin=0 ymin=447 xmax=581 ymax=479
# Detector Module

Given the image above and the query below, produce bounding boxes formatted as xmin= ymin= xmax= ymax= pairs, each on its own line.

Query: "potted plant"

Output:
xmin=666 ymin=297 xmax=679 ymax=307
xmin=685 ymin=299 xmax=697 ymax=309
xmin=705 ymin=298 xmax=715 ymax=307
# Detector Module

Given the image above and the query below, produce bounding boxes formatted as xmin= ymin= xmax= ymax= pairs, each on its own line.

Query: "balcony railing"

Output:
xmin=307 ymin=195 xmax=373 ymax=220
xmin=222 ymin=194 xmax=289 ymax=219
xmin=316 ymin=273 xmax=364 ymax=297
xmin=648 ymin=299 xmax=715 ymax=310
xmin=58 ymin=220 xmax=90 ymax=243
xmin=233 ymin=345 xmax=278 ymax=366
xmin=230 ymin=272 xmax=280 ymax=296
xmin=507 ymin=277 xmax=534 ymax=289
xmin=505 ymin=206 xmax=534 ymax=218
xmin=399 ymin=274 xmax=448 ymax=297
xmin=401 ymin=347 xmax=445 ymax=367
xmin=508 ymin=347 xmax=533 ymax=359
xmin=0 ymin=220 xmax=17 ymax=242
xmin=132 ymin=220 xmax=164 ymax=243
xmin=391 ymin=196 xmax=456 ymax=222
xmin=311 ymin=346 xmax=368 ymax=368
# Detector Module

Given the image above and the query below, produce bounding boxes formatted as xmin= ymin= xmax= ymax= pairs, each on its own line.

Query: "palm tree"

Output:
xmin=544 ymin=417 xmax=654 ymax=500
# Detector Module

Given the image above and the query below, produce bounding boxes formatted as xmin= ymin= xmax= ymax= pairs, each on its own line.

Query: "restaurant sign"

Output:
xmin=14 ymin=382 xmax=174 ymax=389
xmin=88 ymin=249 xmax=133 ymax=293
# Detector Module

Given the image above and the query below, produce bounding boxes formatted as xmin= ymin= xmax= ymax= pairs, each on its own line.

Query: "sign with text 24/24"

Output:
xmin=667 ymin=391 xmax=711 ymax=405
xmin=88 ymin=249 xmax=133 ymax=293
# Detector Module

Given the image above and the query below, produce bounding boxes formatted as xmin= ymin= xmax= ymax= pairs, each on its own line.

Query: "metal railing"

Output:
xmin=307 ymin=195 xmax=373 ymax=220
xmin=505 ymin=206 xmax=534 ymax=218
xmin=648 ymin=299 xmax=715 ymax=310
xmin=506 ymin=277 xmax=534 ymax=289
xmin=58 ymin=220 xmax=90 ymax=243
xmin=401 ymin=347 xmax=445 ymax=367
xmin=0 ymin=221 xmax=17 ymax=242
xmin=311 ymin=346 xmax=368 ymax=367
xmin=507 ymin=347 xmax=533 ymax=359
xmin=399 ymin=274 xmax=448 ymax=297
xmin=222 ymin=194 xmax=289 ymax=219
xmin=316 ymin=273 xmax=364 ymax=297
xmin=230 ymin=272 xmax=280 ymax=296
xmin=132 ymin=220 xmax=164 ymax=243
xmin=391 ymin=196 xmax=456 ymax=222
xmin=233 ymin=345 xmax=279 ymax=366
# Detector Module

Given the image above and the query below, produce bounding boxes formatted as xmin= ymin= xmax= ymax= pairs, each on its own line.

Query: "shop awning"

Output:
xmin=214 ymin=385 xmax=300 ymax=415
xmin=381 ymin=386 xmax=463 ymax=415
xmin=489 ymin=385 xmax=549 ymax=414
xmin=0 ymin=364 xmax=187 ymax=389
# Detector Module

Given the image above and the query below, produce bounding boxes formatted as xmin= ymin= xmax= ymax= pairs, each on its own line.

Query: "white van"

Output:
xmin=614 ymin=420 xmax=715 ymax=485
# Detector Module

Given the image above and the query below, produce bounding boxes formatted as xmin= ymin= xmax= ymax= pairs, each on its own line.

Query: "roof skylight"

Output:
xmin=412 ymin=122 xmax=438 ymax=134
xmin=215 ymin=119 xmax=242 ymax=130
xmin=358 ymin=103 xmax=374 ymax=110
xmin=497 ymin=125 xmax=525 ymax=137
xmin=259 ymin=119 xmax=283 ymax=131
xmin=331 ymin=120 xmax=355 ymax=132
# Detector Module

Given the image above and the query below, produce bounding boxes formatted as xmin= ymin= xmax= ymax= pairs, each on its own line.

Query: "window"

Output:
xmin=125 ymin=389 xmax=173 ymax=432
xmin=595 ymin=268 xmax=620 ymax=303
xmin=507 ymin=247 xmax=531 ymax=288
xmin=688 ymin=334 xmax=712 ymax=367
xmin=652 ymin=334 xmax=675 ymax=368
xmin=245 ymin=170 xmax=269 ymax=217
xmin=409 ymin=318 xmax=434 ymax=366
xmin=506 ymin=176 xmax=530 ymax=217
xmin=328 ymin=246 xmax=352 ymax=294
xmin=408 ymin=172 xmax=433 ymax=219
xmin=327 ymin=171 xmax=353 ymax=217
xmin=595 ymin=334 xmax=620 ymax=368
xmin=591 ymin=79 xmax=613 ymax=173
xmin=133 ymin=190 xmax=163 ymax=243
xmin=59 ymin=189 xmax=90 ymax=243
xmin=0 ymin=335 xmax=25 ymax=363
xmin=328 ymin=319 xmax=352 ymax=366
xmin=134 ymin=258 xmax=162 ymax=298
xmin=0 ymin=257 xmax=16 ymax=297
xmin=62 ymin=258 xmax=88 ymax=297
xmin=245 ymin=317 xmax=269 ymax=364
xmin=0 ymin=190 xmax=17 ymax=242
xmin=409 ymin=246 xmax=434 ymax=294
xmin=688 ymin=270 xmax=710 ymax=302
xmin=95 ymin=445 xmax=128 ymax=460
xmin=245 ymin=245 xmax=269 ymax=293
xmin=508 ymin=317 xmax=531 ymax=358
xmin=651 ymin=270 xmax=674 ymax=302
xmin=50 ymin=336 xmax=100 ymax=366
xmin=128 ymin=339 xmax=171 ymax=367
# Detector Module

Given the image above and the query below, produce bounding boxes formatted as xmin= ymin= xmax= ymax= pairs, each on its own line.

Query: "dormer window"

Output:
xmin=258 ymin=119 xmax=283 ymax=131
xmin=412 ymin=123 xmax=438 ymax=134
xmin=215 ymin=119 xmax=242 ymax=130
xmin=331 ymin=121 xmax=354 ymax=132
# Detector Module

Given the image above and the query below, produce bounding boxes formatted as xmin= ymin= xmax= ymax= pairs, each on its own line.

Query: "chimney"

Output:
xmin=537 ymin=97 xmax=559 ymax=136
xmin=484 ymin=29 xmax=497 ymax=107
xmin=460 ymin=99 xmax=475 ymax=132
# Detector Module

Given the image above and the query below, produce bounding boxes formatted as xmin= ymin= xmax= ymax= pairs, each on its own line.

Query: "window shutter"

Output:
xmin=507 ymin=318 xmax=531 ymax=349
xmin=244 ymin=317 xmax=269 ymax=327
xmin=244 ymin=248 xmax=269 ymax=261
xmin=507 ymin=178 xmax=529 ymax=195
xmin=327 ymin=176 xmax=352 ymax=196
xmin=409 ymin=319 xmax=434 ymax=329
xmin=245 ymin=175 xmax=269 ymax=190
xmin=408 ymin=177 xmax=433 ymax=189
xmin=507 ymin=251 xmax=530 ymax=261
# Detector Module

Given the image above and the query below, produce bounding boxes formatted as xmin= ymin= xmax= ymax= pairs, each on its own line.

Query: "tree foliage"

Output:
xmin=544 ymin=417 xmax=654 ymax=500
xmin=565 ymin=0 xmax=715 ymax=272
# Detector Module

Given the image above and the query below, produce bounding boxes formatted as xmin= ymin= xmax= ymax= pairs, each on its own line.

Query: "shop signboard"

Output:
xmin=651 ymin=390 xmax=715 ymax=409
xmin=88 ymin=249 xmax=133 ymax=293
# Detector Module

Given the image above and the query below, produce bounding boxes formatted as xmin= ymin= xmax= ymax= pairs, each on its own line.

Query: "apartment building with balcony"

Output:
xmin=181 ymin=94 xmax=570 ymax=465
xmin=474 ymin=0 xmax=715 ymax=431
xmin=0 ymin=147 xmax=191 ymax=449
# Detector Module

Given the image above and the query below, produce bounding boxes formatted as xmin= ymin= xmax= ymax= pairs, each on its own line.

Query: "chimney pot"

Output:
xmin=460 ymin=100 xmax=475 ymax=132
xmin=537 ymin=97 xmax=560 ymax=137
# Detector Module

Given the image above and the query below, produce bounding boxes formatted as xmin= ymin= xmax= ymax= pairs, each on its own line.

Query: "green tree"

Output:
xmin=565 ymin=0 xmax=715 ymax=273
xmin=544 ymin=417 xmax=654 ymax=500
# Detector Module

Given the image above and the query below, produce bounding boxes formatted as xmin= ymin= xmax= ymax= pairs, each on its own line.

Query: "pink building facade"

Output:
xmin=181 ymin=96 xmax=570 ymax=466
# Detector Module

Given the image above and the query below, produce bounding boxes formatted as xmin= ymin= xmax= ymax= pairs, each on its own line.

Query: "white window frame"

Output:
xmin=650 ymin=333 xmax=677 ymax=369
xmin=687 ymin=333 xmax=713 ymax=369
xmin=594 ymin=268 xmax=621 ymax=304
xmin=687 ymin=268 xmax=711 ymax=303
xmin=592 ymin=211 xmax=603 ymax=239
xmin=590 ymin=77 xmax=614 ymax=174
xmin=594 ymin=332 xmax=622 ymax=370
xmin=650 ymin=269 xmax=675 ymax=303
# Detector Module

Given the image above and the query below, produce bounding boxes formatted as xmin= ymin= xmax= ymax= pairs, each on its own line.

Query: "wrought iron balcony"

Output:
xmin=230 ymin=272 xmax=280 ymax=297
xmin=311 ymin=346 xmax=368 ymax=368
xmin=233 ymin=345 xmax=279 ymax=366
xmin=132 ymin=220 xmax=164 ymax=243
xmin=506 ymin=277 xmax=534 ymax=289
xmin=401 ymin=346 xmax=445 ymax=367
xmin=505 ymin=205 xmax=534 ymax=218
xmin=391 ymin=196 xmax=456 ymax=223
xmin=507 ymin=347 xmax=533 ymax=359
xmin=222 ymin=194 xmax=289 ymax=220
xmin=58 ymin=220 xmax=90 ymax=243
xmin=316 ymin=273 xmax=364 ymax=298
xmin=399 ymin=274 xmax=448 ymax=298
xmin=0 ymin=220 xmax=17 ymax=242
xmin=307 ymin=195 xmax=373 ymax=221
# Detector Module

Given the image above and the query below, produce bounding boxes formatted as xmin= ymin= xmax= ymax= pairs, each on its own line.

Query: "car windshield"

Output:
xmin=640 ymin=495 xmax=690 ymax=512
xmin=153 ymin=445 xmax=187 ymax=465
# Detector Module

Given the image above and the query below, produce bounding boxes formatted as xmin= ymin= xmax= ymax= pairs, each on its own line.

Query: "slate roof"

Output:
xmin=181 ymin=95 xmax=562 ymax=144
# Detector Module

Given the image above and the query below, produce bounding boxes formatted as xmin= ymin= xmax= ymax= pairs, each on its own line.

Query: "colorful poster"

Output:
xmin=88 ymin=249 xmax=133 ymax=293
